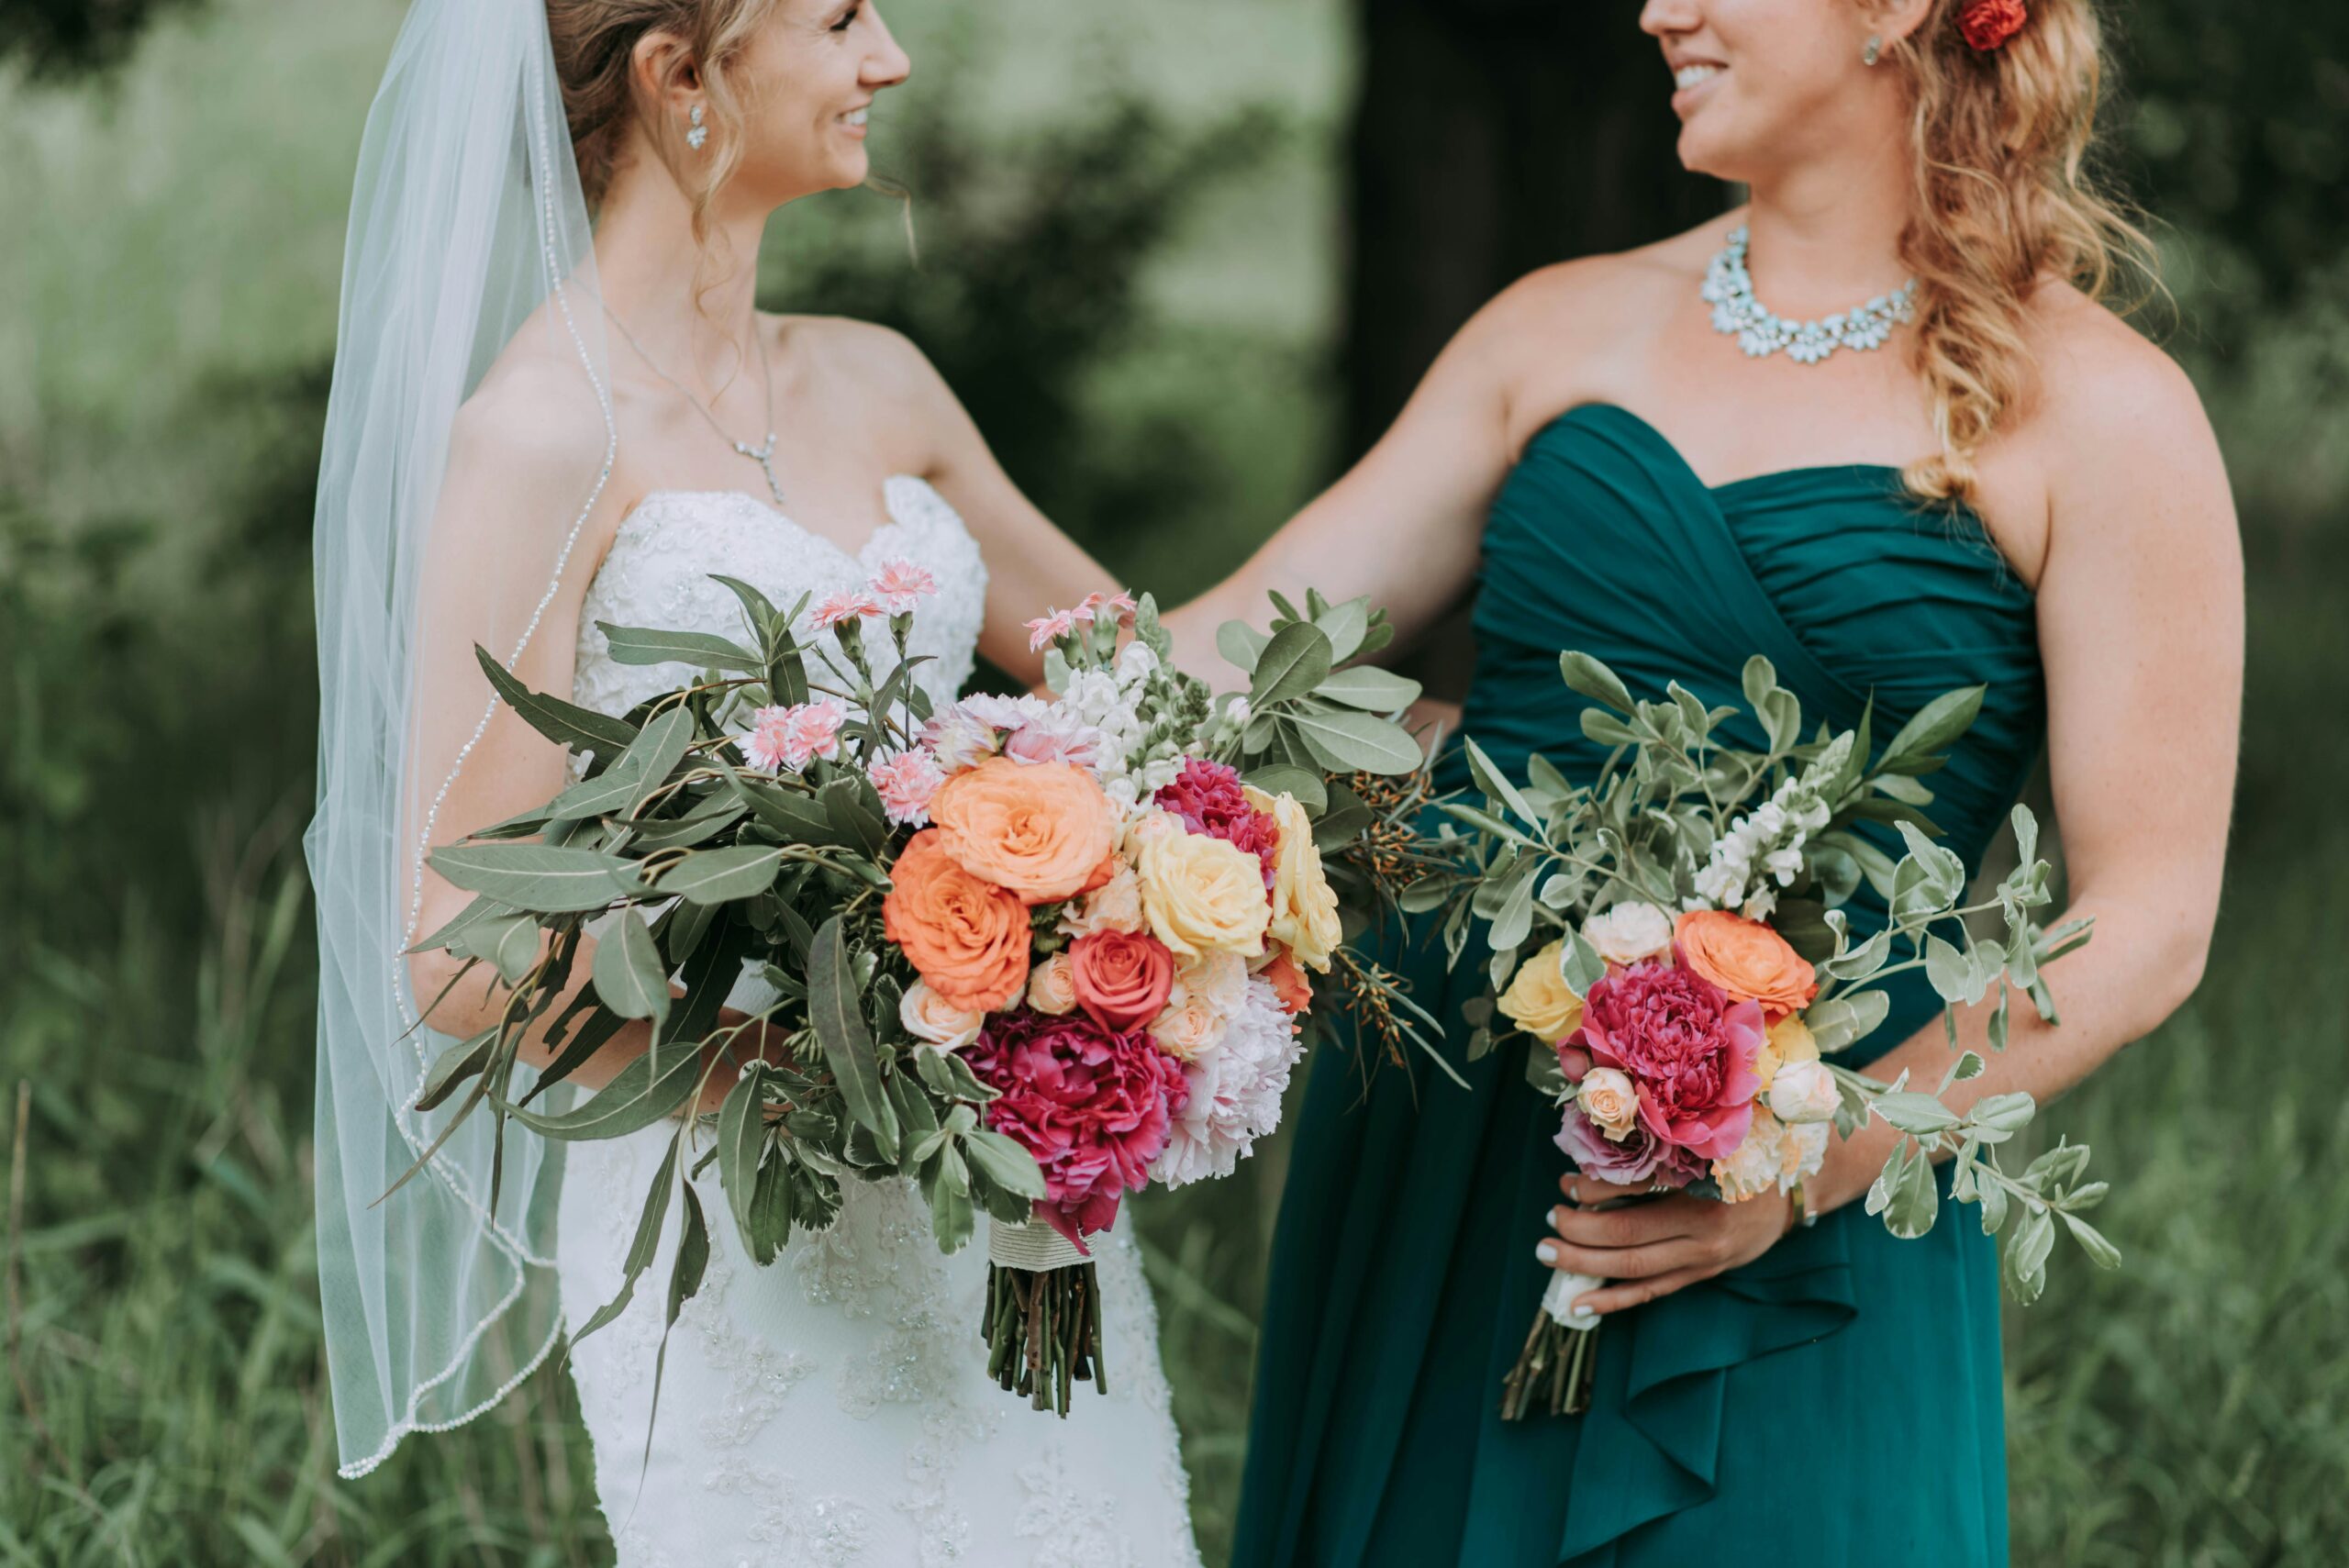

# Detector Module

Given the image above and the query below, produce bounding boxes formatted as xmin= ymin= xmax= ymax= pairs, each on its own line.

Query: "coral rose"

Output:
xmin=929 ymin=755 xmax=1119 ymax=906
xmin=1137 ymin=828 xmax=1272 ymax=959
xmin=1260 ymin=950 xmax=1313 ymax=1016
xmin=1242 ymin=786 xmax=1343 ymax=972
xmin=1069 ymin=929 xmax=1176 ymax=1033
xmin=881 ymin=829 xmax=1030 ymax=1013
xmin=1497 ymin=939 xmax=1586 ymax=1044
xmin=1958 ymin=0 xmax=2028 ymax=51
xmin=1675 ymin=909 xmax=1818 ymax=1018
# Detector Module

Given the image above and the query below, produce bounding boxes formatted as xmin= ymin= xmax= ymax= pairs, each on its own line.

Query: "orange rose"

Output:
xmin=929 ymin=756 xmax=1120 ymax=906
xmin=1261 ymin=950 xmax=1313 ymax=1016
xmin=883 ymin=829 xmax=1030 ymax=1013
xmin=1675 ymin=909 xmax=1817 ymax=1018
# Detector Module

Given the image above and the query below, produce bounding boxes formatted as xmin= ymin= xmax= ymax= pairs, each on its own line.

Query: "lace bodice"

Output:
xmin=554 ymin=482 xmax=1200 ymax=1568
xmin=572 ymin=476 xmax=988 ymax=728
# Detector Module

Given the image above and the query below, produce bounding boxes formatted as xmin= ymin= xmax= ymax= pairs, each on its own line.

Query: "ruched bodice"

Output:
xmin=1236 ymin=404 xmax=2042 ymax=1568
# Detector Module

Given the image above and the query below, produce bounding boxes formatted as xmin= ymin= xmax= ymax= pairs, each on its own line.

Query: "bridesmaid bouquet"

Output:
xmin=1412 ymin=652 xmax=2110 ymax=1418
xmin=401 ymin=570 xmax=1436 ymax=1430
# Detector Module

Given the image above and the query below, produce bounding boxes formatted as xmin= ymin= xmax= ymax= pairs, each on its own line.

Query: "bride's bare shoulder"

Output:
xmin=447 ymin=324 xmax=615 ymax=482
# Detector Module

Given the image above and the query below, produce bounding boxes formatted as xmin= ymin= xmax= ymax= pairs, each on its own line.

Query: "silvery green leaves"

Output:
xmin=1212 ymin=591 xmax=1421 ymax=782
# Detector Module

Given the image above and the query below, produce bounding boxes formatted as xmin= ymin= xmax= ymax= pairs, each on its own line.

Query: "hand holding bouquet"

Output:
xmin=1413 ymin=652 xmax=2108 ymax=1418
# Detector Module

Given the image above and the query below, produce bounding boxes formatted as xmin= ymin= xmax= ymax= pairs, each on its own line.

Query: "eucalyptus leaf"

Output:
xmin=1289 ymin=706 xmax=1422 ymax=774
xmin=1215 ymin=620 xmax=1269 ymax=673
xmin=429 ymin=842 xmax=639 ymax=913
xmin=1804 ymin=989 xmax=1892 ymax=1053
xmin=1249 ymin=621 xmax=1336 ymax=710
xmin=656 ymin=845 xmax=787 ymax=906
xmin=1242 ymin=764 xmax=1328 ymax=814
xmin=807 ymin=916 xmax=897 ymax=1161
xmin=472 ymin=645 xmax=640 ymax=754
xmin=414 ymin=1029 xmax=498 ymax=1115
xmin=1315 ymin=665 xmax=1423 ymax=712
xmin=1558 ymin=651 xmax=1634 ymax=716
xmin=593 ymin=908 xmax=672 ymax=1024
xmin=717 ymin=1068 xmax=768 ymax=1258
xmin=596 ymin=622 xmax=761 ymax=672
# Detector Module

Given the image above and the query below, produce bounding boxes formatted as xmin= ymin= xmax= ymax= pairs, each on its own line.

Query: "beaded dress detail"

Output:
xmin=554 ymin=478 xmax=1201 ymax=1568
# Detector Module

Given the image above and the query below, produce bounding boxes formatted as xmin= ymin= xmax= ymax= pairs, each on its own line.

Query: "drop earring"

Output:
xmin=685 ymin=103 xmax=708 ymax=151
xmin=1862 ymin=34 xmax=1884 ymax=66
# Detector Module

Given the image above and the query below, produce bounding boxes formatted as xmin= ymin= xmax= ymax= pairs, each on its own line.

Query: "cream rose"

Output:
xmin=1137 ymin=828 xmax=1272 ymax=958
xmin=898 ymin=980 xmax=984 ymax=1052
xmin=1059 ymin=863 xmax=1146 ymax=939
xmin=1496 ymin=939 xmax=1586 ymax=1044
xmin=1149 ymin=992 xmax=1228 ymax=1061
xmin=1026 ymin=951 xmax=1080 ymax=1016
xmin=1583 ymin=901 xmax=1675 ymax=967
xmin=1243 ymin=786 xmax=1344 ymax=973
xmin=1711 ymin=1107 xmax=1791 ymax=1204
xmin=1575 ymin=1066 xmax=1639 ymax=1140
xmin=1766 ymin=1059 xmax=1840 ymax=1125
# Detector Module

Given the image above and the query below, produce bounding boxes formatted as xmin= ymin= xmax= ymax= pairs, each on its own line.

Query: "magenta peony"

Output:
xmin=965 ymin=1007 xmax=1190 ymax=1248
xmin=1153 ymin=759 xmax=1280 ymax=887
xmin=1569 ymin=958 xmax=1765 ymax=1163
xmin=1554 ymin=1104 xmax=1706 ymax=1189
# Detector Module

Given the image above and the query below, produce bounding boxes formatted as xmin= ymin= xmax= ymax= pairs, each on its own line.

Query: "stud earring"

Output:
xmin=1862 ymin=34 xmax=1884 ymax=66
xmin=685 ymin=103 xmax=708 ymax=151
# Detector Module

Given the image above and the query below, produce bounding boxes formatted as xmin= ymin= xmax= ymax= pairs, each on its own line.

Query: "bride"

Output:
xmin=306 ymin=1 xmax=1200 ymax=1562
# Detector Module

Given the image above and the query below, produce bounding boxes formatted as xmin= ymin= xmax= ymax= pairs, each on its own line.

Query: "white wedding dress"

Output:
xmin=555 ymin=478 xmax=1202 ymax=1568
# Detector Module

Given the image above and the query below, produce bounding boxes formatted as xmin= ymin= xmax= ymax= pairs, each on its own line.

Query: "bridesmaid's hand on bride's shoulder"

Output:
xmin=1535 ymin=1173 xmax=1799 ymax=1318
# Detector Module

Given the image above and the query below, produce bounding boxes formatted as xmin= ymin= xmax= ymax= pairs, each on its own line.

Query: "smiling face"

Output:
xmin=720 ymin=0 xmax=910 ymax=203
xmin=1638 ymin=0 xmax=1904 ymax=186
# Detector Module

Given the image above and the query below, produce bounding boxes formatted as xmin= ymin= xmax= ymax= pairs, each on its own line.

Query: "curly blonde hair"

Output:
xmin=1884 ymin=0 xmax=2156 ymax=502
xmin=545 ymin=0 xmax=778 ymax=248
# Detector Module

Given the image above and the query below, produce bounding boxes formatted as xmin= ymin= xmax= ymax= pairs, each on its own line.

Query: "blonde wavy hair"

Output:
xmin=545 ymin=0 xmax=778 ymax=249
xmin=1883 ymin=0 xmax=2156 ymax=502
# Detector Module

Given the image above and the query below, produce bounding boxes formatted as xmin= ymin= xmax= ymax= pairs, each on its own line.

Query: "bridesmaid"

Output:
xmin=1164 ymin=0 xmax=2241 ymax=1563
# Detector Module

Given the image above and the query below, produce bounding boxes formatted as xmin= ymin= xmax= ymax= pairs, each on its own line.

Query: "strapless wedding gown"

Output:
xmin=555 ymin=479 xmax=1201 ymax=1568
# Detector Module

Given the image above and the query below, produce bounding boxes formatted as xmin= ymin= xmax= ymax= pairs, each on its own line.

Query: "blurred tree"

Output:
xmin=1340 ymin=0 xmax=1721 ymax=463
xmin=1342 ymin=0 xmax=1720 ymax=694
xmin=0 ymin=0 xmax=203 ymax=79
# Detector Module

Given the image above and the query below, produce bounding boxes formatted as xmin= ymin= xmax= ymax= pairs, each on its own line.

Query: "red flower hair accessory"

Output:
xmin=1958 ymin=0 xmax=2029 ymax=51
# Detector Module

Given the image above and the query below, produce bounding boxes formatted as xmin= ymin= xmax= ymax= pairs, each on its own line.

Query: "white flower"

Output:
xmin=1767 ymin=1059 xmax=1841 ymax=1125
xmin=1712 ymin=1110 xmax=1790 ymax=1204
xmin=1765 ymin=848 xmax=1806 ymax=886
xmin=1150 ymin=977 xmax=1305 ymax=1188
xmin=1783 ymin=1120 xmax=1831 ymax=1184
xmin=1583 ymin=902 xmax=1675 ymax=967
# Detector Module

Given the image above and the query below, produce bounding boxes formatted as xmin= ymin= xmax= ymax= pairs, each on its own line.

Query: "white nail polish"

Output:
xmin=1536 ymin=1240 xmax=1560 ymax=1264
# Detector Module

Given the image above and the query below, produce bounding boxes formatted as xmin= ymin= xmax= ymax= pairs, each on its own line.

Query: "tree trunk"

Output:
xmin=1341 ymin=0 xmax=1724 ymax=694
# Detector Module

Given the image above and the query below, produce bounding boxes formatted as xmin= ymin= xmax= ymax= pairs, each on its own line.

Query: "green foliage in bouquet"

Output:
xmin=1419 ymin=650 xmax=2114 ymax=1303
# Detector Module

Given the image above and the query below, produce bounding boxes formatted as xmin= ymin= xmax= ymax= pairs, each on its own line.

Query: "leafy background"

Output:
xmin=4 ymin=0 xmax=2346 ymax=1562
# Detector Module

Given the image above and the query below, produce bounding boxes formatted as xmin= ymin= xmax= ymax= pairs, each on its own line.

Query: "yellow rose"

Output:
xmin=1497 ymin=939 xmax=1585 ymax=1043
xmin=1753 ymin=1012 xmax=1820 ymax=1093
xmin=1243 ymin=786 xmax=1343 ymax=973
xmin=1137 ymin=828 xmax=1272 ymax=959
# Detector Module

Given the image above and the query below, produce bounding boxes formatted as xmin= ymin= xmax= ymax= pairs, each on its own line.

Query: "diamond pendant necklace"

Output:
xmin=1702 ymin=225 xmax=1918 ymax=366
xmin=604 ymin=304 xmax=788 ymax=508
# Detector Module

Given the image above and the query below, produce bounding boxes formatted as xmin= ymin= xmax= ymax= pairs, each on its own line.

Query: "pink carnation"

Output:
xmin=1153 ymin=759 xmax=1280 ymax=887
xmin=867 ymin=558 xmax=938 ymax=615
xmin=866 ymin=748 xmax=946 ymax=826
xmin=1569 ymin=958 xmax=1765 ymax=1164
xmin=1070 ymin=590 xmax=1139 ymax=626
xmin=811 ymin=588 xmax=885 ymax=629
xmin=966 ymin=1007 xmax=1190 ymax=1249
xmin=743 ymin=699 xmax=847 ymax=773
xmin=1025 ymin=609 xmax=1078 ymax=652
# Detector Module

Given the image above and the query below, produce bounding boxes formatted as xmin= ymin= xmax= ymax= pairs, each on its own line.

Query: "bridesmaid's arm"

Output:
xmin=842 ymin=322 xmax=1124 ymax=688
xmin=1543 ymin=326 xmax=2243 ymax=1315
xmin=1157 ymin=270 xmax=1577 ymax=682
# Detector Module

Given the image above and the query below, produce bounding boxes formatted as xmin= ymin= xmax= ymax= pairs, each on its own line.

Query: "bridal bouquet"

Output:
xmin=1412 ymin=653 xmax=2111 ymax=1418
xmin=402 ymin=569 xmax=1435 ymax=1427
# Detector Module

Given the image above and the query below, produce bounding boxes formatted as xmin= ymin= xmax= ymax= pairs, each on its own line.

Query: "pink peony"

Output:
xmin=966 ymin=1007 xmax=1190 ymax=1248
xmin=1153 ymin=759 xmax=1281 ymax=887
xmin=811 ymin=588 xmax=885 ymax=629
xmin=1569 ymin=958 xmax=1765 ymax=1163
xmin=866 ymin=558 xmax=938 ymax=615
xmin=866 ymin=748 xmax=946 ymax=827
xmin=1554 ymin=1105 xmax=1708 ymax=1189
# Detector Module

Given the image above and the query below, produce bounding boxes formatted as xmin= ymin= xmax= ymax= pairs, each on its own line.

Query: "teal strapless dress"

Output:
xmin=1232 ymin=404 xmax=2043 ymax=1568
